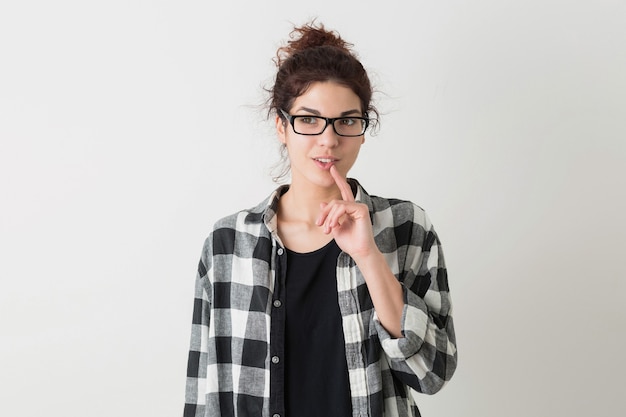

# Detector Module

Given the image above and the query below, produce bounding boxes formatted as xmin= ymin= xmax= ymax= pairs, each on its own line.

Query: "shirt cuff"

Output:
xmin=373 ymin=286 xmax=429 ymax=360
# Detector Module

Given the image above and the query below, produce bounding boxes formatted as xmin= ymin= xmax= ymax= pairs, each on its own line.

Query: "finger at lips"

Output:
xmin=330 ymin=165 xmax=354 ymax=202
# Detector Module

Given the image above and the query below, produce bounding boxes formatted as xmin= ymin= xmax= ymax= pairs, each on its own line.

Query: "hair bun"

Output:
xmin=275 ymin=21 xmax=354 ymax=67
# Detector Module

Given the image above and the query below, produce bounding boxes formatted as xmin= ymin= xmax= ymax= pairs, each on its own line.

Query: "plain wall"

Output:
xmin=1 ymin=1 xmax=624 ymax=416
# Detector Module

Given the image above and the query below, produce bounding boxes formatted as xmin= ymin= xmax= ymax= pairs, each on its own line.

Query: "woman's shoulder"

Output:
xmin=211 ymin=198 xmax=270 ymax=231
xmin=354 ymin=180 xmax=430 ymax=229
xmin=199 ymin=195 xmax=275 ymax=257
xmin=208 ymin=187 xmax=283 ymax=234
xmin=369 ymin=194 xmax=431 ymax=228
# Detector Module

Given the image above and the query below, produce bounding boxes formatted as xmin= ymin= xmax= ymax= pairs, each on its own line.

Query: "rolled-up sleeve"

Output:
xmin=374 ymin=209 xmax=457 ymax=395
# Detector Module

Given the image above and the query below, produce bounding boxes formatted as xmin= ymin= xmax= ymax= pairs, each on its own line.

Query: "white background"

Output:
xmin=1 ymin=1 xmax=625 ymax=416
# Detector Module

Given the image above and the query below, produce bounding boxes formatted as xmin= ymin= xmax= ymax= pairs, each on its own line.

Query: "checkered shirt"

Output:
xmin=184 ymin=179 xmax=457 ymax=417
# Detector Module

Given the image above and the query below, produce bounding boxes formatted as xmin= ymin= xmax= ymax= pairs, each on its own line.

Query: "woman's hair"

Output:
xmin=269 ymin=21 xmax=379 ymax=123
xmin=267 ymin=21 xmax=379 ymax=181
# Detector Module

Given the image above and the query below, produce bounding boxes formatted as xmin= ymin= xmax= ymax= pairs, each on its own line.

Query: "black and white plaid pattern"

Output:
xmin=184 ymin=180 xmax=457 ymax=417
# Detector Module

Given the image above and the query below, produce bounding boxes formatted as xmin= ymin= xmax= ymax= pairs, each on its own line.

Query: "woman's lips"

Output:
xmin=313 ymin=157 xmax=338 ymax=170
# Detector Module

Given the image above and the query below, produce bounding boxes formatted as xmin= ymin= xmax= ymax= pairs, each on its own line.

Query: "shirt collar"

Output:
xmin=244 ymin=179 xmax=375 ymax=240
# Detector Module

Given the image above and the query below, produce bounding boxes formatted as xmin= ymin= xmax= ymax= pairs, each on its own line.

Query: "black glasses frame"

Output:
xmin=280 ymin=109 xmax=369 ymax=137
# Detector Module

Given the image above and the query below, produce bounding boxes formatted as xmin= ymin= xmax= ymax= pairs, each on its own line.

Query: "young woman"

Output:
xmin=184 ymin=22 xmax=457 ymax=417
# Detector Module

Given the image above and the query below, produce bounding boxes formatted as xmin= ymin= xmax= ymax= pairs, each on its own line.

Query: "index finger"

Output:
xmin=330 ymin=165 xmax=355 ymax=202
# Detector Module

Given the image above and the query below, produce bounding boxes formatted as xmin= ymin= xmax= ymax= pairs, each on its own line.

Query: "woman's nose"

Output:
xmin=316 ymin=123 xmax=339 ymax=147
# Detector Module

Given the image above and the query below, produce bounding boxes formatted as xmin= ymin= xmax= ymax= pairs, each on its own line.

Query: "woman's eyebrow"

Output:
xmin=293 ymin=106 xmax=321 ymax=115
xmin=294 ymin=106 xmax=362 ymax=116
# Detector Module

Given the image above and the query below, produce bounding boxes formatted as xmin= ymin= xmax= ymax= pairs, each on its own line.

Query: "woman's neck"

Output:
xmin=276 ymin=183 xmax=340 ymax=252
xmin=278 ymin=183 xmax=341 ymax=225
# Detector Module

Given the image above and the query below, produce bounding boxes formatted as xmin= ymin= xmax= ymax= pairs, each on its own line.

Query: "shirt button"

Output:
xmin=273 ymin=300 xmax=282 ymax=308
xmin=273 ymin=414 xmax=281 ymax=417
xmin=277 ymin=248 xmax=284 ymax=256
xmin=271 ymin=356 xmax=280 ymax=364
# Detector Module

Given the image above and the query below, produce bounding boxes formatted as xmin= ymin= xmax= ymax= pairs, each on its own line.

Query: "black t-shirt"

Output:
xmin=284 ymin=239 xmax=352 ymax=417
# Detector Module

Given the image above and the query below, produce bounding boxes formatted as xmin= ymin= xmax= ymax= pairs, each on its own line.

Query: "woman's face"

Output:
xmin=276 ymin=81 xmax=365 ymax=191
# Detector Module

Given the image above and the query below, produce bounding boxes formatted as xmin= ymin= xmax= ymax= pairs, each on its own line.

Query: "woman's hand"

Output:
xmin=317 ymin=166 xmax=404 ymax=337
xmin=316 ymin=165 xmax=378 ymax=262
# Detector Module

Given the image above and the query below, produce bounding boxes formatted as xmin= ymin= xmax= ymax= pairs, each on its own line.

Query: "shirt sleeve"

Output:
xmin=373 ymin=208 xmax=457 ymax=395
xmin=183 ymin=236 xmax=213 ymax=417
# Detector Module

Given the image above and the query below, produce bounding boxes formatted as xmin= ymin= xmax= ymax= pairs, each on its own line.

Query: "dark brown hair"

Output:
xmin=268 ymin=21 xmax=379 ymax=126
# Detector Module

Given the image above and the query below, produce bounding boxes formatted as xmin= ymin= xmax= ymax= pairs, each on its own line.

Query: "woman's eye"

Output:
xmin=300 ymin=117 xmax=318 ymax=125
xmin=340 ymin=118 xmax=356 ymax=126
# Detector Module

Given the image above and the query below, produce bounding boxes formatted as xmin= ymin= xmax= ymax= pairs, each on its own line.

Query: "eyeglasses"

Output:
xmin=280 ymin=109 xmax=369 ymax=137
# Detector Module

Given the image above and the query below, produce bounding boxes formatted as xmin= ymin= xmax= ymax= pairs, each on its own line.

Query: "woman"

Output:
xmin=184 ymin=22 xmax=457 ymax=417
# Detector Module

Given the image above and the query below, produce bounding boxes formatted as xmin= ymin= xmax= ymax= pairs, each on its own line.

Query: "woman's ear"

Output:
xmin=276 ymin=115 xmax=287 ymax=144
